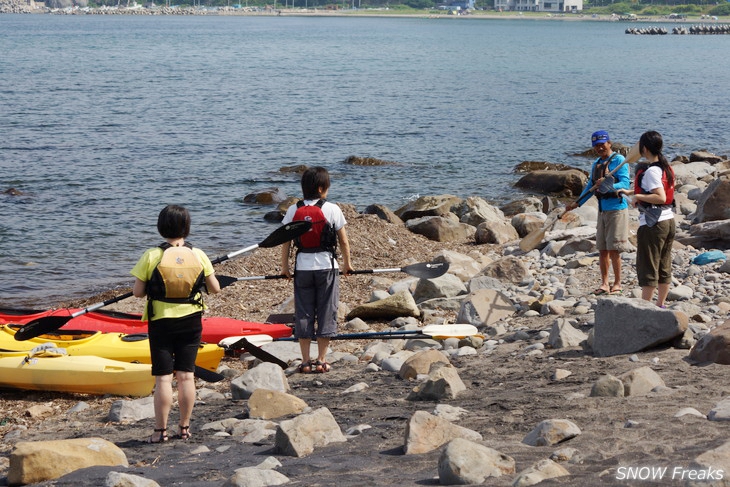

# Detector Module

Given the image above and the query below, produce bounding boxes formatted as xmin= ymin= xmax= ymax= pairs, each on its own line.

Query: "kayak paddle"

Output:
xmin=193 ymin=366 xmax=225 ymax=383
xmin=215 ymin=261 xmax=450 ymax=289
xmin=13 ymin=221 xmax=313 ymax=341
xmin=220 ymin=336 xmax=288 ymax=369
xmin=519 ymin=210 xmax=565 ymax=253
xmin=519 ymin=142 xmax=642 ymax=253
xmin=210 ymin=220 xmax=311 ymax=265
xmin=218 ymin=324 xmax=480 ymax=347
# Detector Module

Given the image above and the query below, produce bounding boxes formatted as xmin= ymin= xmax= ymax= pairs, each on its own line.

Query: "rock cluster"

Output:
xmin=0 ymin=0 xmax=33 ymax=13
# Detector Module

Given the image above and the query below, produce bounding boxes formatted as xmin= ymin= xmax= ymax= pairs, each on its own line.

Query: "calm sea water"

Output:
xmin=1 ymin=14 xmax=729 ymax=307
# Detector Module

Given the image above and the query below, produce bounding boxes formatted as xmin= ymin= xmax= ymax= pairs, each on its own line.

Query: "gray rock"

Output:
xmin=231 ymin=362 xmax=289 ymax=400
xmin=522 ymin=419 xmax=581 ymax=447
xmin=438 ymin=438 xmax=515 ymax=485
xmin=592 ymin=297 xmax=687 ymax=357
xmin=274 ymin=407 xmax=346 ymax=457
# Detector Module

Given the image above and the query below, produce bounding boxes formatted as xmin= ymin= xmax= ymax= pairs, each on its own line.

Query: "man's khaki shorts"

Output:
xmin=596 ymin=209 xmax=629 ymax=252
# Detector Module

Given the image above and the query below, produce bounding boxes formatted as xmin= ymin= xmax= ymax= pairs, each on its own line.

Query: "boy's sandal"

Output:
xmin=298 ymin=361 xmax=313 ymax=374
xmin=146 ymin=428 xmax=168 ymax=444
xmin=592 ymin=288 xmax=609 ymax=296
xmin=314 ymin=360 xmax=331 ymax=373
xmin=178 ymin=425 xmax=191 ymax=441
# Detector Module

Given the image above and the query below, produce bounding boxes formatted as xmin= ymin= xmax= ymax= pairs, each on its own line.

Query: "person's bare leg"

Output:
xmin=656 ymin=283 xmax=670 ymax=307
xmin=316 ymin=337 xmax=330 ymax=363
xmin=641 ymin=286 xmax=656 ymax=302
xmin=609 ymin=250 xmax=622 ymax=292
xmin=176 ymin=370 xmax=196 ymax=439
xmin=298 ymin=338 xmax=312 ymax=372
xmin=149 ymin=374 xmax=173 ymax=442
xmin=315 ymin=337 xmax=331 ymax=372
xmin=598 ymin=250 xmax=611 ymax=292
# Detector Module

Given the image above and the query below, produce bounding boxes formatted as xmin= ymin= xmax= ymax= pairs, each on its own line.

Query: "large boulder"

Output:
xmin=394 ymin=195 xmax=463 ymax=221
xmin=478 ymin=256 xmax=531 ymax=284
xmin=243 ymin=187 xmax=288 ymax=205
xmin=592 ymin=297 xmax=688 ymax=357
xmin=362 ymin=204 xmax=403 ymax=224
xmin=274 ymin=407 xmax=346 ymax=457
xmin=404 ymin=411 xmax=482 ymax=455
xmin=405 ymin=216 xmax=476 ymax=242
xmin=9 ymin=438 xmax=128 ymax=485
xmin=453 ymin=196 xmax=505 ymax=227
xmin=457 ymin=289 xmax=516 ymax=327
xmin=689 ymin=219 xmax=730 ymax=248
xmin=346 ymin=290 xmax=420 ymax=321
xmin=688 ymin=319 xmax=730 ymax=364
xmin=693 ymin=178 xmax=730 ymax=223
xmin=438 ymin=438 xmax=515 ymax=484
xmin=474 ymin=220 xmax=519 ymax=245
xmin=514 ymin=169 xmax=587 ymax=197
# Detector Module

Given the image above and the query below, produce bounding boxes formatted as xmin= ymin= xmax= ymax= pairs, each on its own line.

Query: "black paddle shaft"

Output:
xmin=215 ymin=261 xmax=450 ymax=289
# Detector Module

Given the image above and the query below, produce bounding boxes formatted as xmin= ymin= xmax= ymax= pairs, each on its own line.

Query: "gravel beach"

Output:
xmin=2 ymin=192 xmax=730 ymax=486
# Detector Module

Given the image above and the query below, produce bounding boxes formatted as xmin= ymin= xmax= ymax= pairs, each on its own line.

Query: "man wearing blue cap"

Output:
xmin=567 ymin=130 xmax=631 ymax=295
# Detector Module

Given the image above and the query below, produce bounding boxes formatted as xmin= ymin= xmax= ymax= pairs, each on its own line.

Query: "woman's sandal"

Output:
xmin=314 ymin=360 xmax=331 ymax=373
xmin=146 ymin=428 xmax=168 ymax=444
xmin=178 ymin=425 xmax=191 ymax=441
xmin=298 ymin=361 xmax=313 ymax=374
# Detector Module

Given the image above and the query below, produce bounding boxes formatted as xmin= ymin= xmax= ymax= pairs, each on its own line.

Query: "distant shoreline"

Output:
xmin=8 ymin=7 xmax=730 ymax=24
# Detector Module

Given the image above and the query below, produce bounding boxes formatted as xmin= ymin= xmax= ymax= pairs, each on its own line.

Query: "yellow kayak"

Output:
xmin=0 ymin=352 xmax=155 ymax=397
xmin=0 ymin=324 xmax=223 ymax=373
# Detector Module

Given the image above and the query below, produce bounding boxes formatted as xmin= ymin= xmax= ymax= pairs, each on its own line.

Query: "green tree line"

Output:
xmin=84 ymin=0 xmax=730 ymax=16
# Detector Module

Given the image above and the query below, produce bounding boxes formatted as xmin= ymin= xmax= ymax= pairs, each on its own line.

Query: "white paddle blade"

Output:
xmin=625 ymin=142 xmax=641 ymax=164
xmin=421 ymin=324 xmax=479 ymax=338
xmin=218 ymin=334 xmax=273 ymax=348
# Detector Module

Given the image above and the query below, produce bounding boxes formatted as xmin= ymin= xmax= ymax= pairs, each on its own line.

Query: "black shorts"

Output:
xmin=147 ymin=312 xmax=203 ymax=376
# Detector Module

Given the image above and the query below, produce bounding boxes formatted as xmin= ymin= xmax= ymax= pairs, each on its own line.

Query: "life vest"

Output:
xmin=635 ymin=162 xmax=675 ymax=208
xmin=592 ymin=153 xmax=619 ymax=201
xmin=292 ymin=199 xmax=337 ymax=258
xmin=146 ymin=243 xmax=206 ymax=314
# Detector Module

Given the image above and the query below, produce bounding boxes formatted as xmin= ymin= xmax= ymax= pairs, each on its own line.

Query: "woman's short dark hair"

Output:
xmin=301 ymin=166 xmax=331 ymax=200
xmin=157 ymin=205 xmax=191 ymax=239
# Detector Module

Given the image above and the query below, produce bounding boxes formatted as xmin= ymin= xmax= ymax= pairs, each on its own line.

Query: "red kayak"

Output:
xmin=0 ymin=308 xmax=292 ymax=344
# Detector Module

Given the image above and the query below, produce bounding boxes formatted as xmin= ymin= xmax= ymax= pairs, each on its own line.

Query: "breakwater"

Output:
xmin=626 ymin=24 xmax=730 ymax=35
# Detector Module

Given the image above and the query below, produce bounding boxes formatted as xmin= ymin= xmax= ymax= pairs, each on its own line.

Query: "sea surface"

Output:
xmin=1 ymin=13 xmax=729 ymax=307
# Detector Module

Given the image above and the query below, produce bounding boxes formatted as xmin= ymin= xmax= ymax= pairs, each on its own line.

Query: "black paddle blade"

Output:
xmin=402 ymin=261 xmax=450 ymax=279
xmin=258 ymin=221 xmax=312 ymax=248
xmin=227 ymin=337 xmax=288 ymax=369
xmin=194 ymin=365 xmax=225 ymax=383
xmin=14 ymin=316 xmax=74 ymax=341
xmin=216 ymin=275 xmax=239 ymax=289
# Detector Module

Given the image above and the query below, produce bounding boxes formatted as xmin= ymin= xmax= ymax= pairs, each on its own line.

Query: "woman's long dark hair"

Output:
xmin=639 ymin=131 xmax=674 ymax=186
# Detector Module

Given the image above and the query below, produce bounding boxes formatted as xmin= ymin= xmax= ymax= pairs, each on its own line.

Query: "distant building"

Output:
xmin=440 ymin=0 xmax=474 ymax=10
xmin=494 ymin=0 xmax=581 ymax=12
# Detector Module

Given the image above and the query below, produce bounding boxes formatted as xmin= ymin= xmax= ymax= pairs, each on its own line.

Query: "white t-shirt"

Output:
xmin=638 ymin=165 xmax=674 ymax=227
xmin=282 ymin=199 xmax=346 ymax=270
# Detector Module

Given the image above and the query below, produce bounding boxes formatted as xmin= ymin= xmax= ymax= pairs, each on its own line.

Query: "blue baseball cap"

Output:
xmin=591 ymin=130 xmax=610 ymax=146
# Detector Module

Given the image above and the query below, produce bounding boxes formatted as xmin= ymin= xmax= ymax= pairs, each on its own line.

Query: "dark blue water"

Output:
xmin=1 ymin=14 xmax=729 ymax=306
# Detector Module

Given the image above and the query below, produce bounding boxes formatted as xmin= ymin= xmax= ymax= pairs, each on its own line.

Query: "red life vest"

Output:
xmin=292 ymin=199 xmax=337 ymax=256
xmin=635 ymin=163 xmax=675 ymax=207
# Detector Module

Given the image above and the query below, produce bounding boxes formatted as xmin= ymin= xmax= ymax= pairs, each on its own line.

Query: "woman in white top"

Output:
xmin=618 ymin=131 xmax=676 ymax=308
